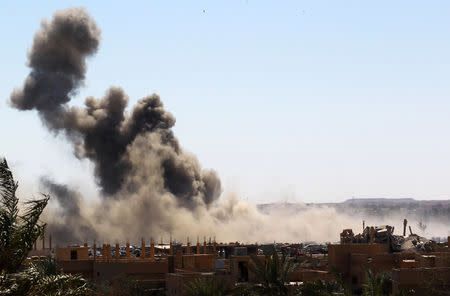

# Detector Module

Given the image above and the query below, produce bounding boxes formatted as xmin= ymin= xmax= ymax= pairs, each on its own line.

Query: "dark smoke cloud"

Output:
xmin=8 ymin=8 xmax=450 ymax=245
xmin=10 ymin=7 xmax=101 ymax=130
xmin=40 ymin=177 xmax=97 ymax=245
xmin=10 ymin=7 xmax=221 ymax=207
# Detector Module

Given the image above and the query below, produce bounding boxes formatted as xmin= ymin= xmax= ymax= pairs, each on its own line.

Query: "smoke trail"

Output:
xmin=10 ymin=7 xmax=221 ymax=204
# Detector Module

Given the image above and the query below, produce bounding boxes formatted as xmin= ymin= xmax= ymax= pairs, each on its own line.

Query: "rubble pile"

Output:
xmin=340 ymin=224 xmax=437 ymax=253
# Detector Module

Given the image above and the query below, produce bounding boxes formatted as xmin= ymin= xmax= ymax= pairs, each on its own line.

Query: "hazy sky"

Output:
xmin=1 ymin=0 xmax=450 ymax=203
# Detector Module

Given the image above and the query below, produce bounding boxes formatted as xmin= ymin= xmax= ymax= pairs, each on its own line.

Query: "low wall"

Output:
xmin=93 ymin=260 xmax=169 ymax=281
xmin=392 ymin=267 xmax=450 ymax=294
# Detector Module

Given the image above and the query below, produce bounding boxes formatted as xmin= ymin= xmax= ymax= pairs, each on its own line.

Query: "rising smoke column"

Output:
xmin=10 ymin=7 xmax=221 ymax=206
xmin=9 ymin=7 xmax=360 ymax=245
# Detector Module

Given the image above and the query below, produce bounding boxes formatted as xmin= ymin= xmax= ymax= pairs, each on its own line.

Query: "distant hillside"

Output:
xmin=257 ymin=199 xmax=450 ymax=224
xmin=344 ymin=198 xmax=415 ymax=203
xmin=256 ymin=199 xmax=450 ymax=240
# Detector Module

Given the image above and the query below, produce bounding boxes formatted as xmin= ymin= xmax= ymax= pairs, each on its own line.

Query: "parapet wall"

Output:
xmin=392 ymin=267 xmax=450 ymax=294
xmin=55 ymin=247 xmax=89 ymax=261
xmin=57 ymin=259 xmax=169 ymax=283
xmin=93 ymin=260 xmax=169 ymax=281
xmin=328 ymin=244 xmax=386 ymax=273
xmin=182 ymin=254 xmax=215 ymax=272
xmin=57 ymin=260 xmax=94 ymax=279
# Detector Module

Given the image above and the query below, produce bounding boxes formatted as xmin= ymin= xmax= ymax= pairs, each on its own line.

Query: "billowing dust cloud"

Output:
xmin=9 ymin=7 xmax=417 ymax=246
xmin=10 ymin=7 xmax=220 ymax=203
xmin=40 ymin=177 xmax=98 ymax=244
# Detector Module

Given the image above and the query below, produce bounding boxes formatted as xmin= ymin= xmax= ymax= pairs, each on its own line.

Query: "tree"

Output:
xmin=0 ymin=257 xmax=90 ymax=296
xmin=296 ymin=279 xmax=343 ymax=296
xmin=362 ymin=270 xmax=392 ymax=296
xmin=184 ymin=277 xmax=232 ymax=296
xmin=0 ymin=158 xmax=49 ymax=273
xmin=247 ymin=246 xmax=295 ymax=296
xmin=0 ymin=158 xmax=91 ymax=295
xmin=92 ymin=274 xmax=149 ymax=296
xmin=296 ymin=268 xmax=352 ymax=296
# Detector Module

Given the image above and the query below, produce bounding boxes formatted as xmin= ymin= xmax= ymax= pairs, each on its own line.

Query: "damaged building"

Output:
xmin=26 ymin=219 xmax=449 ymax=295
xmin=330 ymin=219 xmax=450 ymax=294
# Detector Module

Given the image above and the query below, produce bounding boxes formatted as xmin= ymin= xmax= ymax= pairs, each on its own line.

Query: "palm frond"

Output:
xmin=0 ymin=159 xmax=19 ymax=216
xmin=184 ymin=277 xmax=232 ymax=296
xmin=0 ymin=159 xmax=19 ymax=271
xmin=362 ymin=269 xmax=392 ymax=296
xmin=247 ymin=246 xmax=295 ymax=296
xmin=0 ymin=264 xmax=91 ymax=296
xmin=0 ymin=158 xmax=90 ymax=295
xmin=0 ymin=159 xmax=49 ymax=273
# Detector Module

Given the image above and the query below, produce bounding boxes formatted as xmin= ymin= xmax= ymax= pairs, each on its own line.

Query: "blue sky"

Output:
xmin=2 ymin=0 xmax=450 ymax=203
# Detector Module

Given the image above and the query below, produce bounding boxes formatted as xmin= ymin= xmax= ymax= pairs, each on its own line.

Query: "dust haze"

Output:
xmin=9 ymin=7 xmax=449 ymax=246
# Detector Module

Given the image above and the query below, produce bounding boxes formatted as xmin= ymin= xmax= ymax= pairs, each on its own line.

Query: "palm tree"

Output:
xmin=247 ymin=246 xmax=296 ymax=296
xmin=184 ymin=277 xmax=232 ymax=296
xmin=0 ymin=257 xmax=90 ymax=296
xmin=296 ymin=268 xmax=352 ymax=296
xmin=296 ymin=279 xmax=343 ymax=296
xmin=0 ymin=158 xmax=49 ymax=273
xmin=96 ymin=274 xmax=148 ymax=296
xmin=0 ymin=158 xmax=92 ymax=295
xmin=362 ymin=269 xmax=392 ymax=296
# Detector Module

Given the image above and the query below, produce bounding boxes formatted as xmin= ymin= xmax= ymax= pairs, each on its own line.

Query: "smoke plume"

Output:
xmin=10 ymin=7 xmax=100 ymax=130
xmin=10 ymin=7 xmax=221 ymax=203
xmin=9 ymin=7 xmax=225 ymax=244
xmin=13 ymin=7 xmax=446 ymax=246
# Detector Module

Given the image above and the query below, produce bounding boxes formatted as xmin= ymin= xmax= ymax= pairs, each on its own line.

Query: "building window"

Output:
xmin=70 ymin=250 xmax=78 ymax=260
